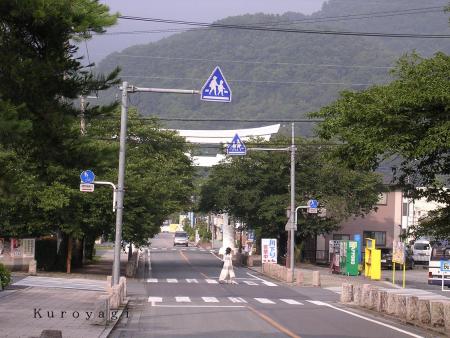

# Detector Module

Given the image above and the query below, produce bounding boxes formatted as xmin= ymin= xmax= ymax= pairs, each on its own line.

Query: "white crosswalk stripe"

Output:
xmin=228 ymin=297 xmax=247 ymax=303
xmin=146 ymin=278 xmax=158 ymax=283
xmin=167 ymin=278 xmax=178 ymax=283
xmin=202 ymin=297 xmax=219 ymax=303
xmin=254 ymin=298 xmax=275 ymax=304
xmin=175 ymin=297 xmax=191 ymax=302
xmin=262 ymin=281 xmax=278 ymax=287
xmin=148 ymin=297 xmax=163 ymax=303
xmin=205 ymin=279 xmax=218 ymax=284
xmin=186 ymin=279 xmax=199 ymax=283
xmin=280 ymin=299 xmax=303 ymax=305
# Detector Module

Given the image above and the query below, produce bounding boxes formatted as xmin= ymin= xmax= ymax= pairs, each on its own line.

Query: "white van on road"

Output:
xmin=412 ymin=239 xmax=432 ymax=264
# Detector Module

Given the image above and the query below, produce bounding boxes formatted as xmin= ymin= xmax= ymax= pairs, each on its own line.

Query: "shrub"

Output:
xmin=0 ymin=263 xmax=11 ymax=289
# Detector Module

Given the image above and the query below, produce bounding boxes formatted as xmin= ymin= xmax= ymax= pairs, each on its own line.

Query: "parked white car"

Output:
xmin=412 ymin=239 xmax=431 ymax=264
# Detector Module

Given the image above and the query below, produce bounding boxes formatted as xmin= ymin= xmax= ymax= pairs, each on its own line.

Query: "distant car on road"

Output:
xmin=380 ymin=248 xmax=415 ymax=270
xmin=412 ymin=239 xmax=431 ymax=264
xmin=160 ymin=225 xmax=170 ymax=233
xmin=173 ymin=231 xmax=189 ymax=247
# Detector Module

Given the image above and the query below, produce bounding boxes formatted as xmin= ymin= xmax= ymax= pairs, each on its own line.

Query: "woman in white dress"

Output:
xmin=219 ymin=247 xmax=236 ymax=284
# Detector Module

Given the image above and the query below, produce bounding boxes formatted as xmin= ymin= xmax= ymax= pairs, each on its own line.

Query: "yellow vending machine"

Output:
xmin=364 ymin=238 xmax=381 ymax=280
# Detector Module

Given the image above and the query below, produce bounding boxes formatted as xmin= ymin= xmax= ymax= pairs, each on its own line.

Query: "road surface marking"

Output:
xmin=228 ymin=297 xmax=247 ymax=303
xmin=254 ymin=298 xmax=275 ymax=304
xmin=243 ymin=281 xmax=258 ymax=285
xmin=280 ymin=299 xmax=303 ymax=305
xmin=262 ymin=281 xmax=278 ymax=286
xmin=161 ymin=248 xmax=167 ymax=251
xmin=171 ymin=248 xmax=177 ymax=251
xmin=247 ymin=272 xmax=278 ymax=286
xmin=186 ymin=279 xmax=198 ymax=283
xmin=202 ymin=297 xmax=219 ymax=303
xmin=306 ymin=301 xmax=424 ymax=338
xmin=154 ymin=305 xmax=246 ymax=308
xmin=146 ymin=278 xmax=158 ymax=283
xmin=166 ymin=278 xmax=178 ymax=283
xmin=175 ymin=297 xmax=191 ymax=303
xmin=246 ymin=305 xmax=301 ymax=338
xmin=205 ymin=279 xmax=218 ymax=284
xmin=147 ymin=297 xmax=163 ymax=305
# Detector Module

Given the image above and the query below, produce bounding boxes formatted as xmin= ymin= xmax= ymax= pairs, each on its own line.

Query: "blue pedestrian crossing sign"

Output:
xmin=201 ymin=66 xmax=232 ymax=102
xmin=80 ymin=170 xmax=95 ymax=184
xmin=308 ymin=199 xmax=318 ymax=208
xmin=227 ymin=134 xmax=246 ymax=156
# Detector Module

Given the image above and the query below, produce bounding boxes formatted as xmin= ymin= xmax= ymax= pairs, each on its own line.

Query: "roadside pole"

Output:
xmin=289 ymin=123 xmax=296 ymax=282
xmin=112 ymin=81 xmax=128 ymax=286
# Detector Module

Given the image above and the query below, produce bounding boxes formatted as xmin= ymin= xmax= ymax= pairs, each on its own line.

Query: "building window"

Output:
xmin=402 ymin=202 xmax=409 ymax=216
xmin=363 ymin=231 xmax=386 ymax=247
xmin=333 ymin=234 xmax=350 ymax=241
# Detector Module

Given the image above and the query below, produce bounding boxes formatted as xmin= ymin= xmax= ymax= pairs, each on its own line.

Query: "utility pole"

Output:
xmin=80 ymin=96 xmax=86 ymax=136
xmin=289 ymin=123 xmax=296 ymax=281
xmin=112 ymin=82 xmax=128 ymax=286
xmin=111 ymin=82 xmax=200 ymax=286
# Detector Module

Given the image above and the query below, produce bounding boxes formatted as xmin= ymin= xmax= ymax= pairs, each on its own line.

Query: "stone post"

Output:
xmin=362 ymin=284 xmax=372 ymax=308
xmin=376 ymin=290 xmax=388 ymax=313
xmin=110 ymin=285 xmax=121 ymax=310
xmin=28 ymin=259 xmax=37 ymax=276
xmin=395 ymin=294 xmax=407 ymax=319
xmin=120 ymin=276 xmax=127 ymax=298
xmin=368 ymin=287 xmax=378 ymax=310
xmin=92 ymin=295 xmax=110 ymax=325
xmin=353 ymin=284 xmax=362 ymax=306
xmin=386 ymin=292 xmax=396 ymax=315
xmin=406 ymin=296 xmax=418 ymax=322
xmin=312 ymin=271 xmax=321 ymax=287
xmin=418 ymin=298 xmax=431 ymax=325
xmin=443 ymin=301 xmax=450 ymax=332
xmin=295 ymin=270 xmax=304 ymax=286
xmin=430 ymin=300 xmax=445 ymax=327
xmin=341 ymin=283 xmax=353 ymax=303
xmin=286 ymin=269 xmax=293 ymax=283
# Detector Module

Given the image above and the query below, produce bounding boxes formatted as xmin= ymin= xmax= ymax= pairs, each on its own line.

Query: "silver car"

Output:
xmin=173 ymin=231 xmax=189 ymax=247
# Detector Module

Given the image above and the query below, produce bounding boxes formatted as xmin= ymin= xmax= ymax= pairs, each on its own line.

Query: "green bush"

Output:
xmin=0 ymin=263 xmax=11 ymax=289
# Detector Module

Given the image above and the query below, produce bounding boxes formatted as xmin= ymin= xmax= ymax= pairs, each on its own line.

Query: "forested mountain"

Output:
xmin=96 ymin=0 xmax=449 ymax=135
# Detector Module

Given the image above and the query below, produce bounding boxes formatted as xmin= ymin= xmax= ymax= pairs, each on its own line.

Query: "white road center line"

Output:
xmin=228 ymin=297 xmax=247 ymax=303
xmin=167 ymin=278 xmax=178 ymax=283
xmin=202 ymin=297 xmax=219 ymax=303
xmin=146 ymin=278 xmax=158 ymax=283
xmin=175 ymin=297 xmax=191 ymax=303
xmin=280 ymin=299 xmax=303 ymax=305
xmin=254 ymin=298 xmax=275 ymax=304
xmin=205 ymin=279 xmax=218 ymax=284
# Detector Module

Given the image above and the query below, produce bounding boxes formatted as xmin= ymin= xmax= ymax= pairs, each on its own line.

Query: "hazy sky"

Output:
xmin=84 ymin=0 xmax=327 ymax=63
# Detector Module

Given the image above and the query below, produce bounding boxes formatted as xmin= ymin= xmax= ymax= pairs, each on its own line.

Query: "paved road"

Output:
xmin=110 ymin=233 xmax=436 ymax=338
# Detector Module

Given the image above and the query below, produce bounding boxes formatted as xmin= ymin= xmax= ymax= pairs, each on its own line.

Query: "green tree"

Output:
xmin=198 ymin=137 xmax=383 ymax=255
xmin=312 ymin=52 xmax=450 ymax=238
xmin=0 ymin=0 xmax=119 ymax=272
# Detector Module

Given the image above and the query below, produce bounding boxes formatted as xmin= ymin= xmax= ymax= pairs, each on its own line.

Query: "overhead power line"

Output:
xmin=94 ymin=116 xmax=323 ymax=123
xmin=117 ymin=14 xmax=450 ymax=39
xmin=105 ymin=6 xmax=445 ymax=36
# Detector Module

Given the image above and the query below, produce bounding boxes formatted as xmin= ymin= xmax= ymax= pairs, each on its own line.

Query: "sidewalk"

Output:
xmin=0 ymin=245 xmax=130 ymax=338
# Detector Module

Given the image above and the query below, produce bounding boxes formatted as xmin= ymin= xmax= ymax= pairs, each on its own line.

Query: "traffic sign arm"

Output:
xmin=93 ymin=181 xmax=117 ymax=212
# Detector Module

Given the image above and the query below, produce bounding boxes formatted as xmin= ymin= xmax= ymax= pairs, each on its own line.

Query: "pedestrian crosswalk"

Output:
xmin=147 ymin=295 xmax=313 ymax=306
xmin=13 ymin=276 xmax=106 ymax=291
xmin=145 ymin=277 xmax=278 ymax=287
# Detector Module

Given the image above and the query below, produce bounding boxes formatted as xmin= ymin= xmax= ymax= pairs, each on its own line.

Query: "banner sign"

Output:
xmin=262 ymin=238 xmax=277 ymax=264
xmin=392 ymin=240 xmax=405 ymax=264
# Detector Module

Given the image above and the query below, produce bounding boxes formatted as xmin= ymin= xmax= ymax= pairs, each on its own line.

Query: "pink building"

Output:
xmin=316 ymin=191 xmax=404 ymax=262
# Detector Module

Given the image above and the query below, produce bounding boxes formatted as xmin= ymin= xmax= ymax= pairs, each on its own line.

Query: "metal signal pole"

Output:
xmin=289 ymin=122 xmax=296 ymax=281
